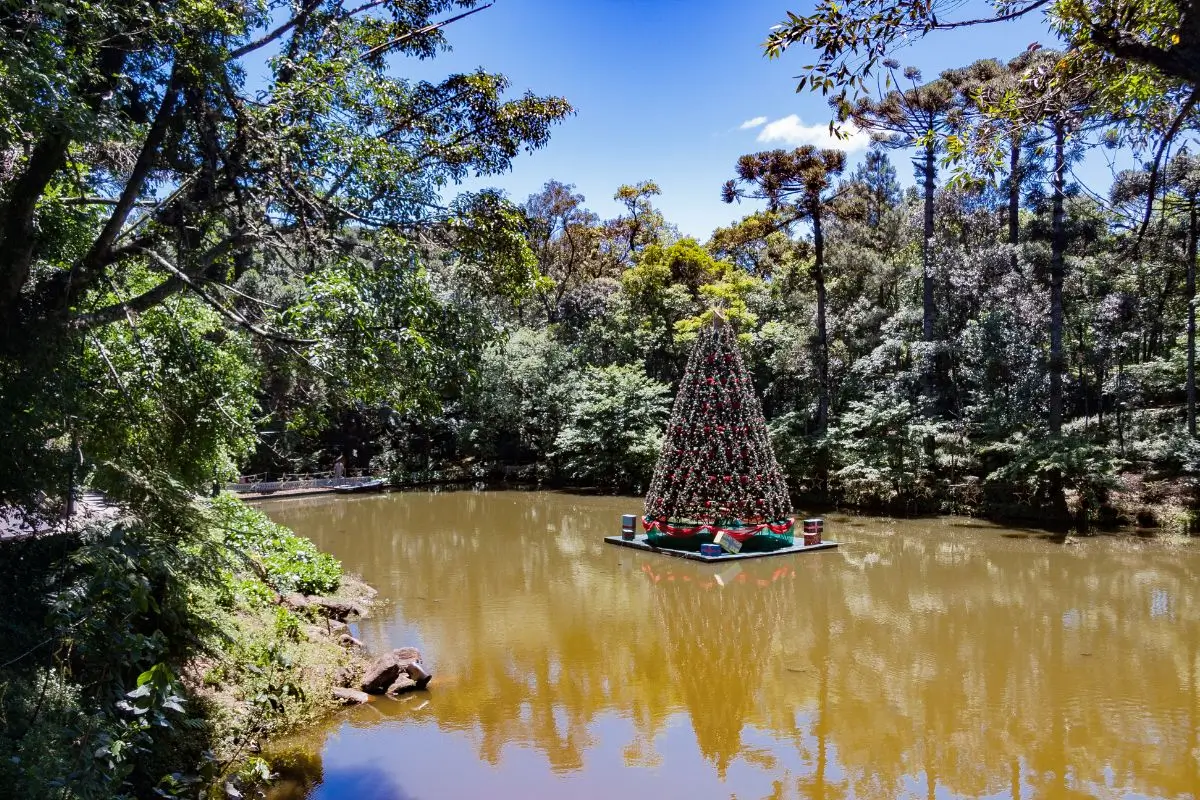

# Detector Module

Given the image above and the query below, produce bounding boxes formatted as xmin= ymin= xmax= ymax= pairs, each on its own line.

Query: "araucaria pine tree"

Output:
xmin=644 ymin=313 xmax=792 ymax=527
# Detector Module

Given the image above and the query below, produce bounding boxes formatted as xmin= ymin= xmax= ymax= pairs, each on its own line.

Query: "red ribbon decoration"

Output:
xmin=643 ymin=517 xmax=794 ymax=542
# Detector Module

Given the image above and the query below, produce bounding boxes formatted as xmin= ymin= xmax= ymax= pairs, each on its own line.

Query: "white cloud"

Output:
xmin=739 ymin=116 xmax=768 ymax=130
xmin=755 ymin=114 xmax=870 ymax=152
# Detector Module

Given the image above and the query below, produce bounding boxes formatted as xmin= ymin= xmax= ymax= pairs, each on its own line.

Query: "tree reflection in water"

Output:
xmin=264 ymin=491 xmax=1200 ymax=800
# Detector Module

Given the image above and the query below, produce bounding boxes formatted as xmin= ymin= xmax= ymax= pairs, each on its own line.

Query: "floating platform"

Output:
xmin=333 ymin=479 xmax=387 ymax=494
xmin=604 ymin=534 xmax=838 ymax=562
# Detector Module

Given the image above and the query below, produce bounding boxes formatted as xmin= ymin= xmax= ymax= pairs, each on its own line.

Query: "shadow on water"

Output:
xmin=260 ymin=490 xmax=1200 ymax=800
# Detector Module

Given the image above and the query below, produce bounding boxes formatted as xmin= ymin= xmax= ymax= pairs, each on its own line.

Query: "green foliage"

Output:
xmin=462 ymin=327 xmax=577 ymax=466
xmin=1 ymin=1 xmax=573 ymax=795
xmin=552 ymin=363 xmax=671 ymax=491
xmin=80 ymin=291 xmax=260 ymax=488
xmin=828 ymin=392 xmax=945 ymax=508
xmin=0 ymin=491 xmax=354 ymax=798
xmin=0 ymin=0 xmax=572 ymax=508
xmin=986 ymin=432 xmax=1124 ymax=508
xmin=211 ymin=494 xmax=341 ymax=596
xmin=0 ymin=503 xmax=218 ymax=799
xmin=678 ymin=266 xmax=765 ymax=337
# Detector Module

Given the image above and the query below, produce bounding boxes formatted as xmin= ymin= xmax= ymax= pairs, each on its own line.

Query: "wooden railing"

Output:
xmin=224 ymin=473 xmax=379 ymax=494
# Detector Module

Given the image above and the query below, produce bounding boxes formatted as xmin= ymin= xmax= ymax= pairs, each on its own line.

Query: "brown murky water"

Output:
xmin=257 ymin=490 xmax=1200 ymax=800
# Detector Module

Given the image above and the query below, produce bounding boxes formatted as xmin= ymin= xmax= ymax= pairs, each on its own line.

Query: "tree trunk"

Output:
xmin=1049 ymin=121 xmax=1066 ymax=436
xmin=1048 ymin=119 xmax=1070 ymax=527
xmin=812 ymin=208 xmax=829 ymax=435
xmin=922 ymin=140 xmax=936 ymax=342
xmin=1009 ymin=134 xmax=1021 ymax=276
xmin=1189 ymin=198 xmax=1197 ymax=436
xmin=920 ymin=139 xmax=939 ymax=429
xmin=1117 ymin=355 xmax=1126 ymax=456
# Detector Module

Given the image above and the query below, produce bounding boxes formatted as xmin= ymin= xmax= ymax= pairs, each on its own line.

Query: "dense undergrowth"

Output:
xmin=0 ymin=495 xmax=358 ymax=799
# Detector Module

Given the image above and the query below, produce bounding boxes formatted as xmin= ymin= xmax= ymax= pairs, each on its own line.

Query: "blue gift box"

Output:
xmin=699 ymin=543 xmax=722 ymax=557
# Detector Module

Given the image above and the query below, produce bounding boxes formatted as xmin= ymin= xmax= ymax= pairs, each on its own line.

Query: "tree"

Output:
xmin=0 ymin=0 xmax=571 ymax=512
xmin=763 ymin=0 xmax=1200 ymax=108
xmin=846 ymin=148 xmax=903 ymax=230
xmin=1172 ymin=151 xmax=1200 ymax=436
xmin=708 ymin=210 xmax=798 ymax=279
xmin=764 ymin=0 xmax=1200 ymax=240
xmin=1013 ymin=51 xmax=1098 ymax=437
xmin=831 ymin=148 xmax=908 ymax=314
xmin=619 ymin=237 xmax=740 ymax=381
xmin=522 ymin=181 xmax=605 ymax=322
xmin=941 ymin=57 xmax=1034 ymax=273
xmin=606 ymin=180 xmax=669 ymax=265
xmin=723 ymin=146 xmax=846 ymax=433
xmin=1113 ymin=150 xmax=1200 ymax=435
xmin=552 ymin=362 xmax=670 ymax=491
xmin=839 ymin=64 xmax=960 ymax=347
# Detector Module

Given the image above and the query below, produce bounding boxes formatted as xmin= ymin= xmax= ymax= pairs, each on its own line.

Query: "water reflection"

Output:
xmin=262 ymin=491 xmax=1200 ymax=799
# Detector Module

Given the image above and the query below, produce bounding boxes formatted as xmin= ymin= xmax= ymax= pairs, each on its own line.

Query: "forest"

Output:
xmin=285 ymin=68 xmax=1200 ymax=535
xmin=1 ymin=0 xmax=1199 ymax=796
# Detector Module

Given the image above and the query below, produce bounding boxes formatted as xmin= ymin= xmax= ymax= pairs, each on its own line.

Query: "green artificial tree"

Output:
xmin=643 ymin=312 xmax=794 ymax=550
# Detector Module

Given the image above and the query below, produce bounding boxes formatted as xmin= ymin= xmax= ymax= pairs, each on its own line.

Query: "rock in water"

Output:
xmin=393 ymin=647 xmax=432 ymax=688
xmin=332 ymin=666 xmax=356 ymax=688
xmin=307 ymin=596 xmax=364 ymax=621
xmin=404 ymin=660 xmax=432 ymax=688
xmin=386 ymin=675 xmax=418 ymax=695
xmin=393 ymin=646 xmax=422 ymax=662
xmin=332 ymin=687 xmax=370 ymax=705
xmin=361 ymin=647 xmax=431 ymax=694
xmin=360 ymin=653 xmax=403 ymax=694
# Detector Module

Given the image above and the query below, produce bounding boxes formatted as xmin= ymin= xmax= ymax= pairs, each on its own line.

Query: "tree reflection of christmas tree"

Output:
xmin=644 ymin=312 xmax=794 ymax=551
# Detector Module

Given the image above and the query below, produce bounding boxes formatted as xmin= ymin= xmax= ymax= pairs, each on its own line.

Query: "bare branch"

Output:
xmin=74 ymin=277 xmax=184 ymax=329
xmin=57 ymin=197 xmax=157 ymax=207
xmin=139 ymin=248 xmax=317 ymax=345
xmin=211 ymin=281 xmax=281 ymax=310
xmin=229 ymin=0 xmax=323 ymax=60
xmin=362 ymin=2 xmax=494 ymax=60
xmin=933 ymin=0 xmax=1053 ymax=31
xmin=1129 ymin=88 xmax=1200 ymax=255
xmin=71 ymin=64 xmax=183 ymax=303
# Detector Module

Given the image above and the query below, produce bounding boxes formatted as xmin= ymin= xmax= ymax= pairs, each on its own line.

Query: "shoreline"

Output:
xmin=174 ymin=497 xmax=430 ymax=797
xmin=244 ymin=481 xmax=1197 ymax=539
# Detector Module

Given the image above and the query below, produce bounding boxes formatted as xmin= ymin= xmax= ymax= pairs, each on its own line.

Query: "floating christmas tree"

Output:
xmin=644 ymin=312 xmax=795 ymax=551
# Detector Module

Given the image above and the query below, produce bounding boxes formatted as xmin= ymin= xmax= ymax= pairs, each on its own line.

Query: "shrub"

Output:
xmin=552 ymin=362 xmax=670 ymax=491
xmin=210 ymin=494 xmax=341 ymax=595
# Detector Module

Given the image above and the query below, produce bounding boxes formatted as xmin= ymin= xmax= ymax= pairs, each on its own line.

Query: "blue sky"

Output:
xmin=410 ymin=0 xmax=1129 ymax=239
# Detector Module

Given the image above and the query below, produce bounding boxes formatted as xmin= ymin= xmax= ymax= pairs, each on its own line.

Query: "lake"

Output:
xmin=258 ymin=490 xmax=1200 ymax=800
